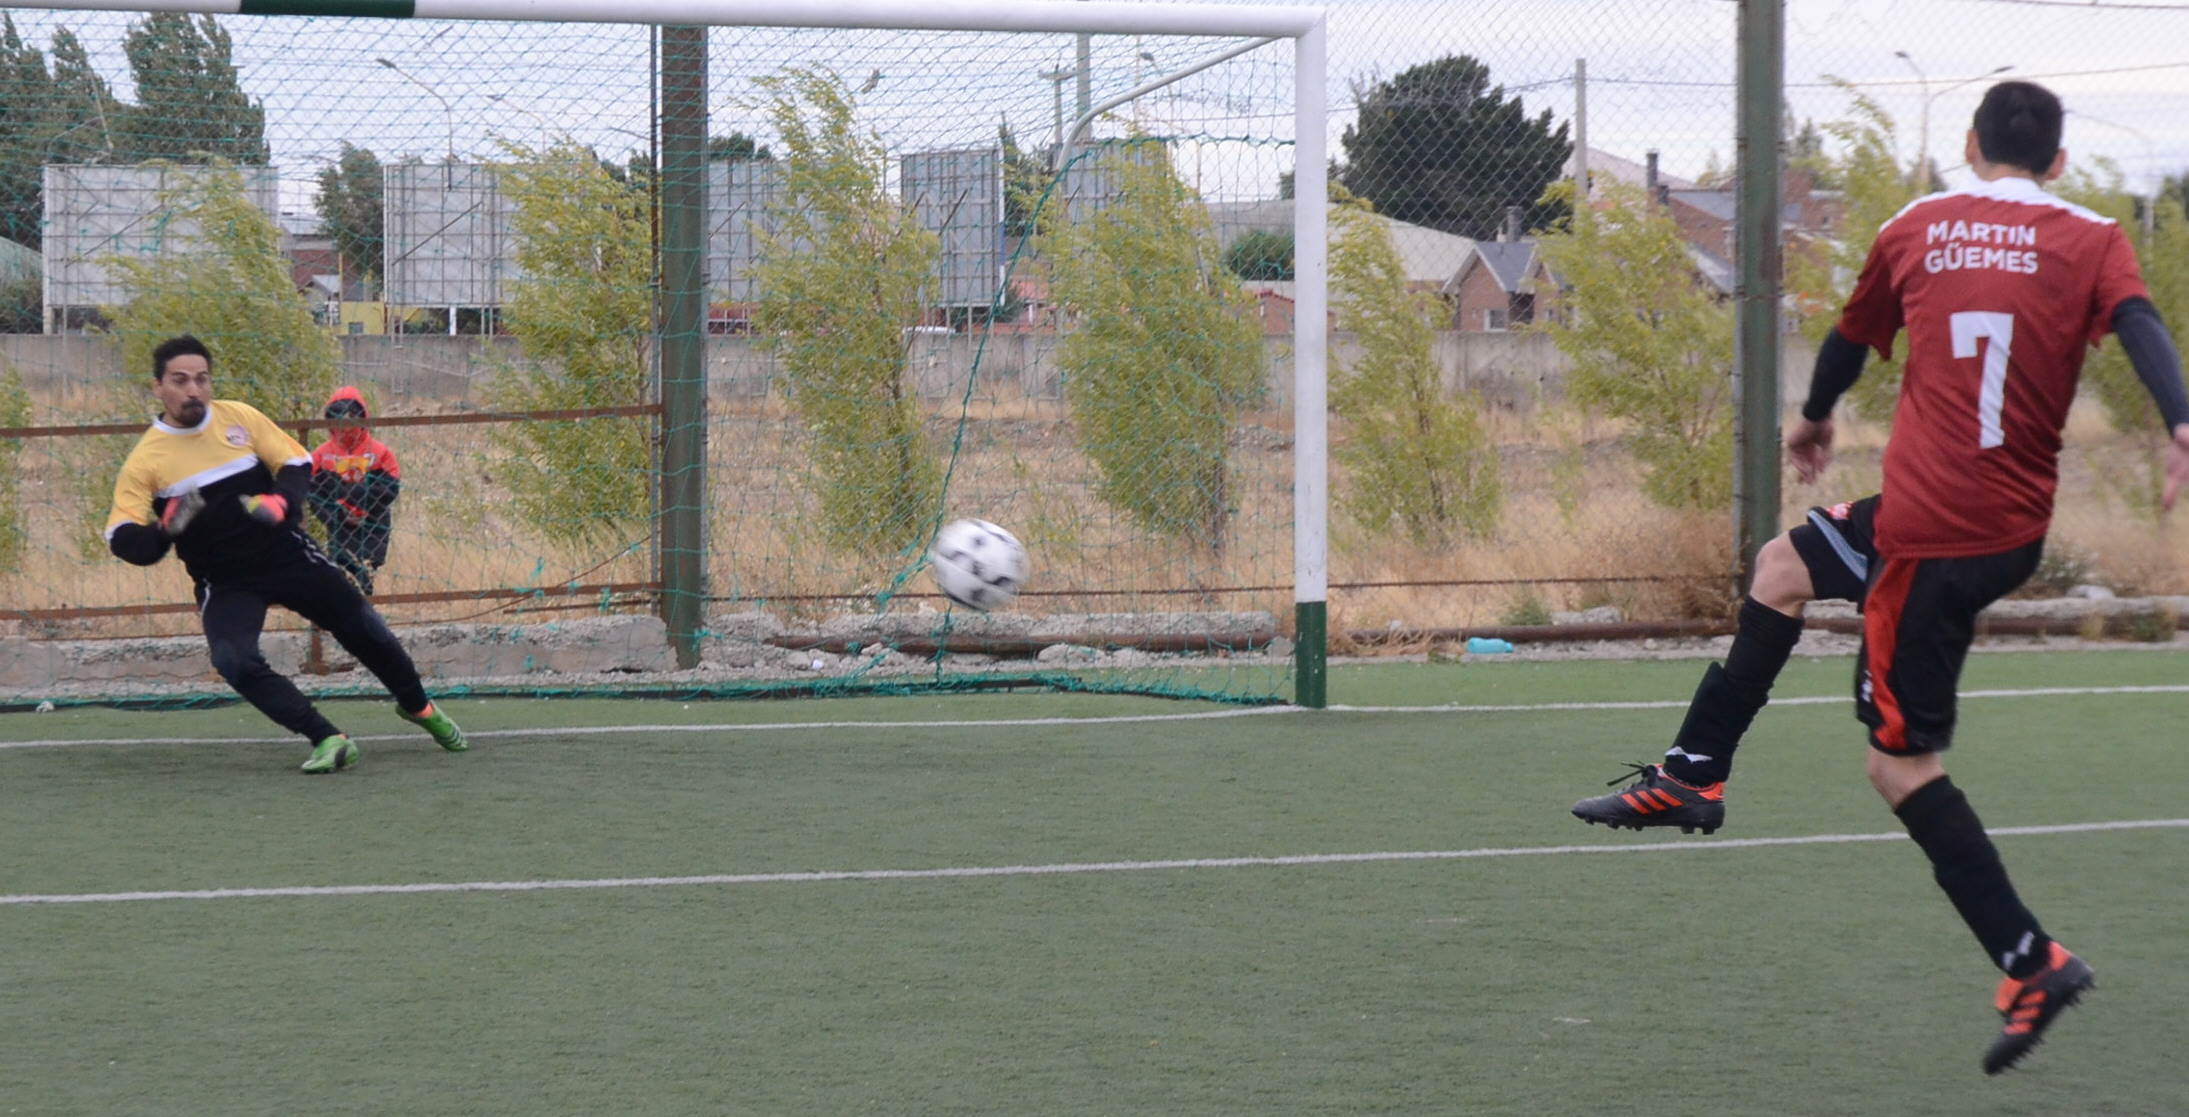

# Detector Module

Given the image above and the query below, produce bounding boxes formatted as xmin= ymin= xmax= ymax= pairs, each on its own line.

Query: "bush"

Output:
xmin=1043 ymin=139 xmax=1262 ymax=552
xmin=1328 ymin=192 xmax=1500 ymax=544
xmin=486 ymin=139 xmax=655 ymax=548
xmin=750 ymin=67 xmax=944 ymax=562
xmin=1534 ymin=179 xmax=1732 ymax=510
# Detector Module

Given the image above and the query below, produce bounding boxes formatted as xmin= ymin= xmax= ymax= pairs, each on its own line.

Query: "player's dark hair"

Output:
xmin=151 ymin=335 xmax=212 ymax=381
xmin=1972 ymin=81 xmax=2062 ymax=177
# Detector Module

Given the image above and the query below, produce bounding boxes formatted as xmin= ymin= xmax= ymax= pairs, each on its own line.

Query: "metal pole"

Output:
xmin=1074 ymin=33 xmax=1092 ymax=119
xmin=1733 ymin=0 xmax=1783 ymax=594
xmin=1573 ymin=58 xmax=1588 ymax=214
xmin=1292 ymin=18 xmax=1328 ymax=709
xmin=659 ymin=23 xmax=708 ymax=668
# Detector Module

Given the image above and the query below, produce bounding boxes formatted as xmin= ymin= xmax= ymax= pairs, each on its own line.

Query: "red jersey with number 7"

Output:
xmin=1835 ymin=175 xmax=2148 ymax=558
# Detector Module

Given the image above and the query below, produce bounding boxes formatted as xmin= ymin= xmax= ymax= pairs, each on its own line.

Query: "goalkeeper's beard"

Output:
xmin=172 ymin=400 xmax=207 ymax=427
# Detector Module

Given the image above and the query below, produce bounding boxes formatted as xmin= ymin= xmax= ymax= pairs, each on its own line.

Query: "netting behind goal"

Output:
xmin=0 ymin=6 xmax=1314 ymax=708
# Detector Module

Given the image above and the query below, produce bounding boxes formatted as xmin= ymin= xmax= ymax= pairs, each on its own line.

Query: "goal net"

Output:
xmin=0 ymin=1 xmax=1328 ymax=709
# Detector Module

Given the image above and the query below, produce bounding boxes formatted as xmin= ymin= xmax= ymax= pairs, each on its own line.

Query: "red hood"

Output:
xmin=325 ymin=386 xmax=371 ymax=451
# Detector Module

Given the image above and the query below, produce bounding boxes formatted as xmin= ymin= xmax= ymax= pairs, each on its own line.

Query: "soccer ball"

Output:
xmin=928 ymin=518 xmax=1029 ymax=611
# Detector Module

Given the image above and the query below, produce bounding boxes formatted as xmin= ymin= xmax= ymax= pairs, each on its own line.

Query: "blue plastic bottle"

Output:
xmin=1466 ymin=636 xmax=1515 ymax=654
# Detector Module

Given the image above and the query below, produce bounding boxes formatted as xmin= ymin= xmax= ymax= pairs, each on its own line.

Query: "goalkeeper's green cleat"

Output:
xmin=301 ymin=734 xmax=359 ymax=774
xmin=399 ymin=703 xmax=468 ymax=752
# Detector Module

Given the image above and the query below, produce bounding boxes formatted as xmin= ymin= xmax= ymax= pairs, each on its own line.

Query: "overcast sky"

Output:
xmin=8 ymin=0 xmax=2187 ymax=210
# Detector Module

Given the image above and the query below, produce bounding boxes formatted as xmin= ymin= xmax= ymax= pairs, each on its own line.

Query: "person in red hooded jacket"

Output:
xmin=307 ymin=386 xmax=402 ymax=595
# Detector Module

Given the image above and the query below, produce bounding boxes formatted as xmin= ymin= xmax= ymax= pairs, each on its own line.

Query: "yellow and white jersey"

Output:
xmin=106 ymin=399 xmax=313 ymax=577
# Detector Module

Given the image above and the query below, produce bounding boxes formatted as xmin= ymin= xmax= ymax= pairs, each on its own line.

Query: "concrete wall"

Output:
xmin=1 ymin=330 xmax=1820 ymax=418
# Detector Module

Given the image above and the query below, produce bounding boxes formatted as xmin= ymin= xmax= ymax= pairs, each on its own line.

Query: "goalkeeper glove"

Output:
xmin=158 ymin=489 xmax=206 ymax=537
xmin=241 ymin=493 xmax=289 ymax=526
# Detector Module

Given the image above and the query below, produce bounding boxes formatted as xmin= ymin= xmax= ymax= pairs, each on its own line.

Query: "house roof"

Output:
xmin=1563 ymin=147 xmax=1696 ymax=198
xmin=1668 ymin=188 xmax=1818 ymax=230
xmin=1207 ymin=199 xmax=1476 ymax=287
xmin=1441 ymin=239 xmax=1540 ymax=297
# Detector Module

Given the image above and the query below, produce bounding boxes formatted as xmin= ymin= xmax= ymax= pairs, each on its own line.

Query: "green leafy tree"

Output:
xmin=106 ymin=165 xmax=337 ymax=419
xmin=45 ymin=28 xmax=121 ymax=166
xmin=709 ymin=132 xmax=772 ymax=162
xmin=94 ymin=164 xmax=339 ymax=554
xmin=1222 ymin=229 xmax=1294 ymax=282
xmin=118 ymin=14 xmax=267 ymax=165
xmin=1338 ymin=55 xmax=1571 ymax=240
xmin=999 ymin=121 xmax=1050 ymax=239
xmin=1044 ymin=139 xmax=1262 ymax=551
xmin=0 ymin=14 xmax=54 ymax=247
xmin=485 ymin=139 xmax=656 ymax=547
xmin=1786 ymin=87 xmax=1919 ymax=426
xmin=750 ymin=68 xmax=943 ymax=561
xmin=1329 ymin=192 xmax=1500 ymax=543
xmin=314 ymin=142 xmax=384 ymax=284
xmin=1535 ymin=179 xmax=1734 ymax=510
xmin=0 ymin=355 xmax=29 ymax=573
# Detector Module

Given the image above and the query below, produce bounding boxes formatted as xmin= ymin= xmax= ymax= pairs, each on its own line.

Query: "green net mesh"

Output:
xmin=0 ymin=12 xmax=1305 ymax=708
xmin=2 ymin=2 xmax=2184 ymax=710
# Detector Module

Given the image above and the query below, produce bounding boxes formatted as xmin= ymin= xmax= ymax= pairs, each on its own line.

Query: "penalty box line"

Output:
xmin=4 ymin=818 xmax=2185 ymax=907
xmin=1 ymin=683 xmax=2185 ymax=751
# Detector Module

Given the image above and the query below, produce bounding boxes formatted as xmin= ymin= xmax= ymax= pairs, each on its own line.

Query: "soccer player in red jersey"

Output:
xmin=1573 ymin=82 xmax=2189 ymax=1072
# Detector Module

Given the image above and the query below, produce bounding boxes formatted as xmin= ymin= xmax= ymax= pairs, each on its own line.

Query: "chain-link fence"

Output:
xmin=0 ymin=1 xmax=2181 ymax=705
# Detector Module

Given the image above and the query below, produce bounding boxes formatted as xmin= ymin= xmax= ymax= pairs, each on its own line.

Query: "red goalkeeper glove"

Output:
xmin=241 ymin=493 xmax=289 ymax=526
xmin=158 ymin=489 xmax=206 ymax=537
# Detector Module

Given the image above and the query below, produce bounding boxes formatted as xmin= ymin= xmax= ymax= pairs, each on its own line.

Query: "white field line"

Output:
xmin=3 ymin=682 xmax=2183 ymax=752
xmin=4 ymin=818 xmax=2184 ymax=907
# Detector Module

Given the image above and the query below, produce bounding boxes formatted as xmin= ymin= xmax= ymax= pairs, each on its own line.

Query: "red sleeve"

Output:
xmin=373 ymin=439 xmax=401 ymax=480
xmin=1835 ymin=223 xmax=1906 ymax=361
xmin=2086 ymin=224 xmax=2150 ymax=345
xmin=309 ymin=442 xmax=333 ymax=472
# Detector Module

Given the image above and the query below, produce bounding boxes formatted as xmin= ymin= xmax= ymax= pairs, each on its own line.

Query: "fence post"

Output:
xmin=658 ymin=24 xmax=708 ymax=668
xmin=1733 ymin=0 xmax=1784 ymax=593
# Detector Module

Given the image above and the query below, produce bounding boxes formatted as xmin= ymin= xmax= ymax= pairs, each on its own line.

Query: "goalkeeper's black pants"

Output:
xmin=195 ymin=542 xmax=431 ymax=743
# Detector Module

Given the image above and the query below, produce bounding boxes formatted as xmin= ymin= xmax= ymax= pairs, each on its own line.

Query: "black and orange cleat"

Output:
xmin=1571 ymin=763 xmax=1726 ymax=835
xmin=1984 ymin=941 xmax=2094 ymax=1075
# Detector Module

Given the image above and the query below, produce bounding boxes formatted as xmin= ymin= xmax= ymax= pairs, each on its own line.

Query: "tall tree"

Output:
xmin=0 ymin=15 xmax=54 ymax=246
xmin=1338 ymin=55 xmax=1570 ymax=240
xmin=1044 ymin=138 xmax=1262 ymax=553
xmin=314 ymin=143 xmax=384 ymax=285
xmin=485 ymin=139 xmax=656 ymax=547
xmin=119 ymin=14 xmax=268 ymax=164
xmin=45 ymin=28 xmax=121 ymax=166
xmin=751 ymin=67 xmax=943 ymax=562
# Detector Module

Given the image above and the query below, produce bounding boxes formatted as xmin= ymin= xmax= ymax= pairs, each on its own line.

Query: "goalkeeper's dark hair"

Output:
xmin=1972 ymin=81 xmax=2062 ymax=177
xmin=151 ymin=335 xmax=212 ymax=381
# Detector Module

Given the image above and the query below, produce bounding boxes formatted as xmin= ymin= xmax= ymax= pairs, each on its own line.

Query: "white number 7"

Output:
xmin=1951 ymin=311 xmax=2014 ymax=449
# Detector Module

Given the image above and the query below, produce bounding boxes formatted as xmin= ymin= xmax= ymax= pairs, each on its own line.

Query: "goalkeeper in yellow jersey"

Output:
xmin=104 ymin=336 xmax=468 ymax=773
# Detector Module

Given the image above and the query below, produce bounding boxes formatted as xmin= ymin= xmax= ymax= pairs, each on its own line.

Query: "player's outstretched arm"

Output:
xmin=2111 ymin=297 xmax=2189 ymax=510
xmin=1786 ymin=327 xmax=1868 ymax=483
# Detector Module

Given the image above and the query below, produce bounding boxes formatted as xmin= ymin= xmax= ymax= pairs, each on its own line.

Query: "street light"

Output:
xmin=1893 ymin=52 xmax=2013 ymax=187
xmin=1040 ymin=67 xmax=1072 ymax=155
xmin=376 ymin=57 xmax=457 ymax=163
xmin=486 ymin=93 xmax=556 ymax=148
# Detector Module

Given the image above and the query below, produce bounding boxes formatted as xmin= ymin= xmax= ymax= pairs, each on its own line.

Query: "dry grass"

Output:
xmin=2 ymin=387 xmax=2178 ymax=643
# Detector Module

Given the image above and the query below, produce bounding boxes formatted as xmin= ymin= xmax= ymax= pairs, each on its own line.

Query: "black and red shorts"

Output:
xmin=1854 ymin=538 xmax=2043 ymax=756
xmin=1787 ymin=495 xmax=1880 ymax=605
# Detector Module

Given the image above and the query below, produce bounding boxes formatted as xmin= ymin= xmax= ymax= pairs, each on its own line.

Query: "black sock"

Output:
xmin=1661 ymin=598 xmax=1804 ymax=786
xmin=1895 ymin=776 xmax=2052 ymax=977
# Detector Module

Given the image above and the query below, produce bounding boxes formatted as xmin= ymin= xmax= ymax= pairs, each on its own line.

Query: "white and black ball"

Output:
xmin=928 ymin=519 xmax=1029 ymax=612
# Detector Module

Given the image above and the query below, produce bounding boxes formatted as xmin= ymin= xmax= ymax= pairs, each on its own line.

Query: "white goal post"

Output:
xmin=13 ymin=0 xmax=1331 ymax=707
